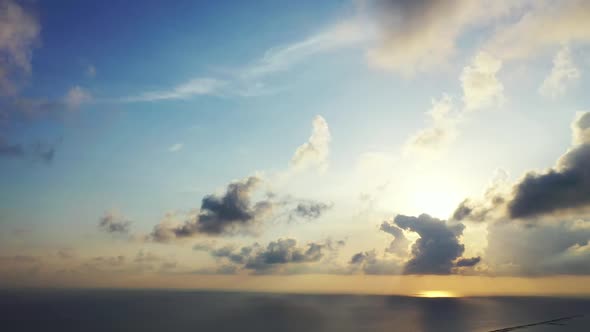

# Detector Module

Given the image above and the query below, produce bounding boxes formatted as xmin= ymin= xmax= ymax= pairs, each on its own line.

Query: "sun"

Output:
xmin=416 ymin=290 xmax=458 ymax=298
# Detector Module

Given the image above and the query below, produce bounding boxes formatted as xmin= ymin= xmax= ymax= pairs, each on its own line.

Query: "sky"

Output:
xmin=1 ymin=0 xmax=590 ymax=296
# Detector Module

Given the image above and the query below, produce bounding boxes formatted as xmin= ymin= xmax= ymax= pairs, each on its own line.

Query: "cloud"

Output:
xmin=240 ymin=21 xmax=364 ymax=79
xmin=405 ymin=94 xmax=459 ymax=153
xmin=461 ymin=52 xmax=504 ymax=111
xmin=453 ymin=112 xmax=590 ymax=221
xmin=486 ymin=219 xmax=590 ymax=276
xmin=0 ymin=137 xmax=55 ymax=163
xmin=151 ymin=176 xmax=272 ymax=241
xmin=289 ymin=200 xmax=332 ymax=221
xmin=64 ymin=86 xmax=92 ymax=109
xmin=486 ymin=0 xmax=590 ymax=60
xmin=573 ymin=111 xmax=590 ymax=145
xmin=452 ymin=169 xmax=510 ymax=222
xmin=124 ymin=78 xmax=225 ymax=102
xmin=455 ymin=256 xmax=481 ymax=267
xmin=0 ymin=0 xmax=40 ymax=95
xmin=98 ymin=211 xmax=132 ymax=234
xmin=168 ymin=143 xmax=183 ymax=152
xmin=348 ymin=250 xmax=402 ymax=275
xmin=394 ymin=213 xmax=475 ymax=274
xmin=86 ymin=65 xmax=96 ymax=78
xmin=365 ymin=0 xmax=518 ymax=75
xmin=290 ymin=115 xmax=331 ymax=172
xmin=405 ymin=51 xmax=505 ymax=154
xmin=539 ymin=45 xmax=581 ymax=99
xmin=508 ymin=144 xmax=590 ymax=219
xmin=122 ymin=22 xmax=363 ymax=102
xmin=379 ymin=221 xmax=409 ymax=256
xmin=196 ymin=238 xmax=343 ymax=274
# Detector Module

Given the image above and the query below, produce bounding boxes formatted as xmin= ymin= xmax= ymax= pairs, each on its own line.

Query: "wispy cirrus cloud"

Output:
xmin=120 ymin=22 xmax=365 ymax=102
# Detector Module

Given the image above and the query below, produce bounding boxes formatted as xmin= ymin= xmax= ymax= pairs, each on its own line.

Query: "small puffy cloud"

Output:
xmin=289 ymin=200 xmax=332 ymax=221
xmin=168 ymin=143 xmax=183 ymax=152
xmin=539 ymin=45 xmax=580 ymax=99
xmin=0 ymin=0 xmax=40 ymax=95
xmin=394 ymin=214 xmax=475 ymax=274
xmin=405 ymin=94 xmax=459 ymax=153
xmin=64 ymin=86 xmax=92 ymax=110
xmin=290 ymin=115 xmax=331 ymax=172
xmin=461 ymin=52 xmax=504 ymax=111
xmin=86 ymin=65 xmax=96 ymax=78
xmin=98 ymin=211 xmax=132 ymax=234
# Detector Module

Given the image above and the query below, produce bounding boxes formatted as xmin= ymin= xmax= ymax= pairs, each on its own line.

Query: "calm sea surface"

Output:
xmin=1 ymin=290 xmax=589 ymax=332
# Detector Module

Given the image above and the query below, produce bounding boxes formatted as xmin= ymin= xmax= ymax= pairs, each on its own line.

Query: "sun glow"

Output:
xmin=416 ymin=290 xmax=458 ymax=298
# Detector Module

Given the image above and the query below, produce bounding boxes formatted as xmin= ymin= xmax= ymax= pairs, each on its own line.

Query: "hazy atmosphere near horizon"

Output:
xmin=2 ymin=0 xmax=590 ymax=331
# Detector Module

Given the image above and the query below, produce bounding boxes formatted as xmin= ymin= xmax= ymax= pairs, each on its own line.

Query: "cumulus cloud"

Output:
xmin=394 ymin=214 xmax=476 ymax=274
xmin=453 ymin=112 xmax=590 ymax=221
xmin=0 ymin=0 xmax=40 ymax=95
xmin=290 ymin=115 xmax=331 ymax=172
xmin=461 ymin=52 xmax=504 ymax=111
xmin=151 ymin=176 xmax=272 ymax=241
xmin=98 ymin=211 xmax=132 ymax=234
xmin=572 ymin=111 xmax=590 ymax=145
xmin=405 ymin=51 xmax=505 ymax=154
xmin=539 ymin=46 xmax=581 ymax=99
xmin=405 ymin=94 xmax=459 ymax=153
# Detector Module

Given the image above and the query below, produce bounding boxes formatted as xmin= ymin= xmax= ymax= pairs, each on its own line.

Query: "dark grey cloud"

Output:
xmin=452 ymin=112 xmax=590 ymax=222
xmin=394 ymin=213 xmax=475 ymax=274
xmin=196 ymin=238 xmax=342 ymax=274
xmin=455 ymin=256 xmax=481 ymax=267
xmin=289 ymin=200 xmax=332 ymax=221
xmin=151 ymin=177 xmax=331 ymax=242
xmin=508 ymin=143 xmax=590 ymax=219
xmin=98 ymin=212 xmax=132 ymax=234
xmin=244 ymin=238 xmax=325 ymax=273
xmin=151 ymin=176 xmax=271 ymax=241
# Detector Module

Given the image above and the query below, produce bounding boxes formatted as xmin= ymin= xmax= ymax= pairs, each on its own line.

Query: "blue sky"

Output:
xmin=2 ymin=0 xmax=590 ymax=294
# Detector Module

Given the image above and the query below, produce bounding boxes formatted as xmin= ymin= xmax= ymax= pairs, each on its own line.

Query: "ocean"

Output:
xmin=0 ymin=290 xmax=588 ymax=331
